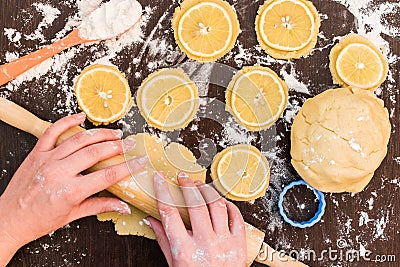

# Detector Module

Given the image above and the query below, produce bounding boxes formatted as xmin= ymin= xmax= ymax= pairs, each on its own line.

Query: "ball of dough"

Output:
xmin=291 ymin=87 xmax=391 ymax=193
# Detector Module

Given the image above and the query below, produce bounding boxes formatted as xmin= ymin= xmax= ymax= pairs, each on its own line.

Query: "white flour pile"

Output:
xmin=78 ymin=0 xmax=142 ymax=40
xmin=0 ymin=0 xmax=399 ymax=266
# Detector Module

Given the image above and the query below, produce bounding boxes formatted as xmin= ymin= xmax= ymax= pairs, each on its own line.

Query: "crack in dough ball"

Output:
xmin=291 ymin=87 xmax=391 ymax=193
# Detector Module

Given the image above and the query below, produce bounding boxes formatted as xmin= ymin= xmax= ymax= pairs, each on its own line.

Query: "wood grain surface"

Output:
xmin=0 ymin=0 xmax=399 ymax=266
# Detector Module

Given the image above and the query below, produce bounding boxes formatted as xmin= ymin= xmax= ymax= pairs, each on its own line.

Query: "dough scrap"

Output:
xmin=290 ymin=87 xmax=391 ymax=193
xmin=97 ymin=192 xmax=156 ymax=239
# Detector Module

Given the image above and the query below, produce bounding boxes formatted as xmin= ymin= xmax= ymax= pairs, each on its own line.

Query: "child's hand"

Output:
xmin=148 ymin=172 xmax=247 ymax=267
xmin=0 ymin=113 xmax=147 ymax=265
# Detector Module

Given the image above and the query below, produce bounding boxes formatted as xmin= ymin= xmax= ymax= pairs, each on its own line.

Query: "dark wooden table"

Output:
xmin=1 ymin=0 xmax=399 ymax=266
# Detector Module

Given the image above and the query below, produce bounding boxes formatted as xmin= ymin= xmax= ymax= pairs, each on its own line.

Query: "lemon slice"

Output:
xmin=211 ymin=144 xmax=270 ymax=201
xmin=337 ymin=44 xmax=384 ymax=89
xmin=136 ymin=68 xmax=199 ymax=131
xmin=74 ymin=64 xmax=132 ymax=125
xmin=172 ymin=0 xmax=240 ymax=62
xmin=226 ymin=65 xmax=288 ymax=131
xmin=255 ymin=0 xmax=320 ymax=59
xmin=329 ymin=34 xmax=388 ymax=90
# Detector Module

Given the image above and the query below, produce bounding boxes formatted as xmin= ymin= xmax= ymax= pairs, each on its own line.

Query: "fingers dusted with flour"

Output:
xmin=0 ymin=114 xmax=148 ymax=264
xmin=177 ymin=172 xmax=214 ymax=236
xmin=225 ymin=200 xmax=246 ymax=239
xmin=151 ymin=172 xmax=189 ymax=266
xmin=53 ymin=128 xmax=124 ymax=159
xmin=70 ymin=197 xmax=132 ymax=222
xmin=149 ymin=172 xmax=247 ymax=267
xmin=194 ymin=180 xmax=230 ymax=235
xmin=147 ymin=217 xmax=174 ymax=266
xmin=153 ymin=173 xmax=188 ymax=237
xmin=78 ymin=156 xmax=148 ymax=200
xmin=35 ymin=113 xmax=86 ymax=152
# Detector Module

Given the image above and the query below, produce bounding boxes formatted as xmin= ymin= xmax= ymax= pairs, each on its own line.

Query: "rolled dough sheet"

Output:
xmin=97 ymin=133 xmax=206 ymax=238
xmin=124 ymin=132 xmax=206 ymax=183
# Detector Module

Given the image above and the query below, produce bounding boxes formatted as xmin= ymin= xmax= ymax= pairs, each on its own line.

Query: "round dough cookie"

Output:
xmin=291 ymin=87 xmax=391 ymax=193
xmin=255 ymin=0 xmax=320 ymax=59
xmin=171 ymin=0 xmax=240 ymax=62
xmin=136 ymin=68 xmax=199 ymax=131
xmin=329 ymin=33 xmax=389 ymax=90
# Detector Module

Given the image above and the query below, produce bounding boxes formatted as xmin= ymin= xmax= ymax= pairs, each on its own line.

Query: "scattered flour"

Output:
xmin=33 ymin=3 xmax=61 ymax=29
xmin=359 ymin=211 xmax=372 ymax=227
xmin=77 ymin=0 xmax=102 ymax=17
xmin=25 ymin=3 xmax=61 ymax=42
xmin=4 ymin=51 xmax=19 ymax=62
xmin=4 ymin=28 xmax=22 ymax=45
xmin=283 ymin=97 xmax=304 ymax=127
xmin=1 ymin=0 xmax=148 ymax=116
xmin=332 ymin=0 xmax=400 ymax=52
xmin=389 ymin=178 xmax=400 ymax=187
xmin=280 ymin=66 xmax=310 ymax=95
xmin=0 ymin=0 xmax=399 ymax=265
xmin=220 ymin=118 xmax=257 ymax=146
xmin=367 ymin=197 xmax=374 ymax=210
xmin=181 ymin=62 xmax=215 ymax=97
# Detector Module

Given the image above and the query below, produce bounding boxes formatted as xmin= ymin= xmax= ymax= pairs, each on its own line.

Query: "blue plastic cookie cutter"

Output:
xmin=278 ymin=180 xmax=326 ymax=228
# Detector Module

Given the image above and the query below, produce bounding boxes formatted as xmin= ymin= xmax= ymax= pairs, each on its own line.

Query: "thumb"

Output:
xmin=147 ymin=217 xmax=173 ymax=266
xmin=71 ymin=197 xmax=131 ymax=220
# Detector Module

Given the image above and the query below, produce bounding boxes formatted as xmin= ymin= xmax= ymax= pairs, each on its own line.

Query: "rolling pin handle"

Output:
xmin=0 ymin=97 xmax=51 ymax=138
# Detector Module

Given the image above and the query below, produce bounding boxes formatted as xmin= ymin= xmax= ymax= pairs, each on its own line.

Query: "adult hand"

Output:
xmin=0 ymin=113 xmax=147 ymax=266
xmin=147 ymin=172 xmax=247 ymax=267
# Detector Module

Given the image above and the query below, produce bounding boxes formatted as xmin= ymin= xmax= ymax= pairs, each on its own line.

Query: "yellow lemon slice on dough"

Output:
xmin=329 ymin=34 xmax=388 ymax=90
xmin=136 ymin=68 xmax=199 ymax=131
xmin=255 ymin=0 xmax=320 ymax=59
xmin=226 ymin=65 xmax=288 ymax=131
xmin=172 ymin=0 xmax=240 ymax=62
xmin=211 ymin=144 xmax=270 ymax=201
xmin=74 ymin=64 xmax=132 ymax=125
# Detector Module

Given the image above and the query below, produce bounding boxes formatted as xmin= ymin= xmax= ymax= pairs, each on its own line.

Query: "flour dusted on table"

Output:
xmin=332 ymin=0 xmax=400 ymax=51
xmin=0 ymin=0 xmax=148 ymax=116
xmin=32 ymin=3 xmax=61 ymax=30
xmin=1 ymin=0 xmax=400 ymax=264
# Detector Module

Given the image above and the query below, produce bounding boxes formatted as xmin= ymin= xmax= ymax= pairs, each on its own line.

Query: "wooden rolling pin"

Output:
xmin=0 ymin=97 xmax=307 ymax=267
